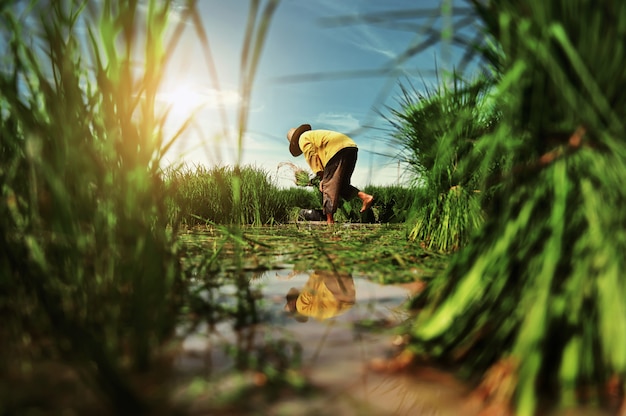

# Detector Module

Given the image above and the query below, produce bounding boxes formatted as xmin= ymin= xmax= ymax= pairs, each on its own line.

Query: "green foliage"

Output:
xmin=165 ymin=164 xmax=324 ymax=225
xmin=406 ymin=0 xmax=626 ymax=414
xmin=282 ymin=186 xmax=323 ymax=221
xmin=180 ymin=224 xmax=446 ymax=285
xmin=368 ymin=185 xmax=414 ymax=223
xmin=339 ymin=185 xmax=414 ymax=223
xmin=295 ymin=169 xmax=311 ymax=187
xmin=387 ymin=74 xmax=496 ymax=251
xmin=407 ymin=185 xmax=483 ymax=253
xmin=388 ymin=75 xmax=498 ymax=190
xmin=411 ymin=149 xmax=626 ymax=413
xmin=167 ymin=166 xmax=417 ymax=225
xmin=0 ymin=0 xmax=191 ymax=413
xmin=277 ymin=161 xmax=320 ymax=188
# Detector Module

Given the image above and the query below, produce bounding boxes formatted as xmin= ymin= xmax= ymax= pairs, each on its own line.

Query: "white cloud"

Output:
xmin=314 ymin=112 xmax=360 ymax=132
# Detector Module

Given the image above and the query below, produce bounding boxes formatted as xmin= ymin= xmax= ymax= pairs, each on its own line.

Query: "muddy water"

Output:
xmin=173 ymin=268 xmax=616 ymax=416
xmin=173 ymin=270 xmax=473 ymax=415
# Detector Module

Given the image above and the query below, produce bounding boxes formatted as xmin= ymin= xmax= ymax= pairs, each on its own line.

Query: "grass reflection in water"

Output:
xmin=175 ymin=269 xmax=451 ymax=415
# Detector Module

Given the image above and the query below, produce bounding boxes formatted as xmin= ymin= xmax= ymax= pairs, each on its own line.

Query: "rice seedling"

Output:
xmin=0 ymin=0 xmax=289 ymax=412
xmin=0 ymin=0 xmax=196 ymax=412
xmin=0 ymin=0 xmax=456 ymax=413
xmin=407 ymin=184 xmax=484 ymax=253
xmin=385 ymin=73 xmax=497 ymax=252
xmin=165 ymin=164 xmax=418 ymax=225
xmin=277 ymin=161 xmax=321 ymax=188
xmin=180 ymin=224 xmax=445 ymax=286
xmin=338 ymin=185 xmax=414 ymax=224
xmin=165 ymin=163 xmax=324 ymax=225
xmin=404 ymin=0 xmax=626 ymax=414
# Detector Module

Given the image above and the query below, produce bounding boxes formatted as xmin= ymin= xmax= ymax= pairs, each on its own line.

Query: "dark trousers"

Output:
xmin=321 ymin=147 xmax=359 ymax=215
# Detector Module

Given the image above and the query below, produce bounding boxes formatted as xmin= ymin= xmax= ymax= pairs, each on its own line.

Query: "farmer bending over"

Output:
xmin=286 ymin=124 xmax=374 ymax=224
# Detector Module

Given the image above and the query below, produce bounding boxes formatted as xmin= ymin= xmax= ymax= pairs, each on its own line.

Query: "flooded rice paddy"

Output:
xmin=170 ymin=225 xmax=613 ymax=416
xmin=173 ymin=268 xmax=473 ymax=415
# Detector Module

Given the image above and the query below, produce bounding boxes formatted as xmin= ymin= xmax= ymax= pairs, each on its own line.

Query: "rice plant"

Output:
xmin=165 ymin=163 xmax=323 ymax=225
xmin=407 ymin=184 xmax=484 ymax=252
xmin=0 ymin=0 xmax=201 ymax=413
xmin=340 ymin=185 xmax=414 ymax=223
xmin=386 ymin=74 xmax=497 ymax=252
xmin=406 ymin=0 xmax=626 ymax=414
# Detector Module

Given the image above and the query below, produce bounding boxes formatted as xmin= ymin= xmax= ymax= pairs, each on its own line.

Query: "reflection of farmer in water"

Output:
xmin=284 ymin=270 xmax=356 ymax=322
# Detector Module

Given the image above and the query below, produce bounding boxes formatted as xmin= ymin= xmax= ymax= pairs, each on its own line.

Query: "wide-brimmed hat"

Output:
xmin=286 ymin=124 xmax=312 ymax=157
xmin=284 ymin=287 xmax=308 ymax=322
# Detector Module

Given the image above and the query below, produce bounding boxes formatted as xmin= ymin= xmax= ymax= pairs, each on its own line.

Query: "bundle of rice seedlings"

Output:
xmin=278 ymin=161 xmax=319 ymax=188
xmin=387 ymin=74 xmax=496 ymax=252
xmin=408 ymin=185 xmax=483 ymax=253
xmin=295 ymin=169 xmax=311 ymax=187
xmin=402 ymin=0 xmax=626 ymax=414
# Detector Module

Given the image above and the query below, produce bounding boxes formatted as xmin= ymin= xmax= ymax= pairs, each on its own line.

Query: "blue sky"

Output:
xmin=158 ymin=0 xmax=482 ymax=188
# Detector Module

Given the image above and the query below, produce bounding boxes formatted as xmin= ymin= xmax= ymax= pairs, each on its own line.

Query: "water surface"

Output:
xmin=174 ymin=269 xmax=472 ymax=415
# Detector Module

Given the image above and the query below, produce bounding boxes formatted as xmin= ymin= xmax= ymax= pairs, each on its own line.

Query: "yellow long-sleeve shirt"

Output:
xmin=295 ymin=271 xmax=356 ymax=321
xmin=298 ymin=130 xmax=357 ymax=175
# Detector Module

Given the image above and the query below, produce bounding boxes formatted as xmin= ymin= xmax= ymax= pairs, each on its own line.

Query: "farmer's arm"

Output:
xmin=300 ymin=136 xmax=324 ymax=175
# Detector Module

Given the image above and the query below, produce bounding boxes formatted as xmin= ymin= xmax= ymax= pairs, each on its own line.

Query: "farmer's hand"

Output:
xmin=319 ymin=182 xmax=323 ymax=192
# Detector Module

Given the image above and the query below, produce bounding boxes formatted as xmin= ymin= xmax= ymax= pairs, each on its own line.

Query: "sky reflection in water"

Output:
xmin=174 ymin=269 xmax=471 ymax=415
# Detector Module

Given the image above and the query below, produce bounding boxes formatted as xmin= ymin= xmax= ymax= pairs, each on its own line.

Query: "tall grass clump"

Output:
xmin=339 ymin=185 xmax=414 ymax=223
xmin=279 ymin=186 xmax=323 ymax=219
xmin=166 ymin=164 xmax=321 ymax=225
xmin=406 ymin=0 xmax=626 ymax=414
xmin=0 ymin=1 xmax=194 ymax=413
xmin=386 ymin=74 xmax=498 ymax=252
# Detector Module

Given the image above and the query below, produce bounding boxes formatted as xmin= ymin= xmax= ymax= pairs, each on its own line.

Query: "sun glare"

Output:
xmin=158 ymin=83 xmax=242 ymax=122
xmin=161 ymin=85 xmax=208 ymax=118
